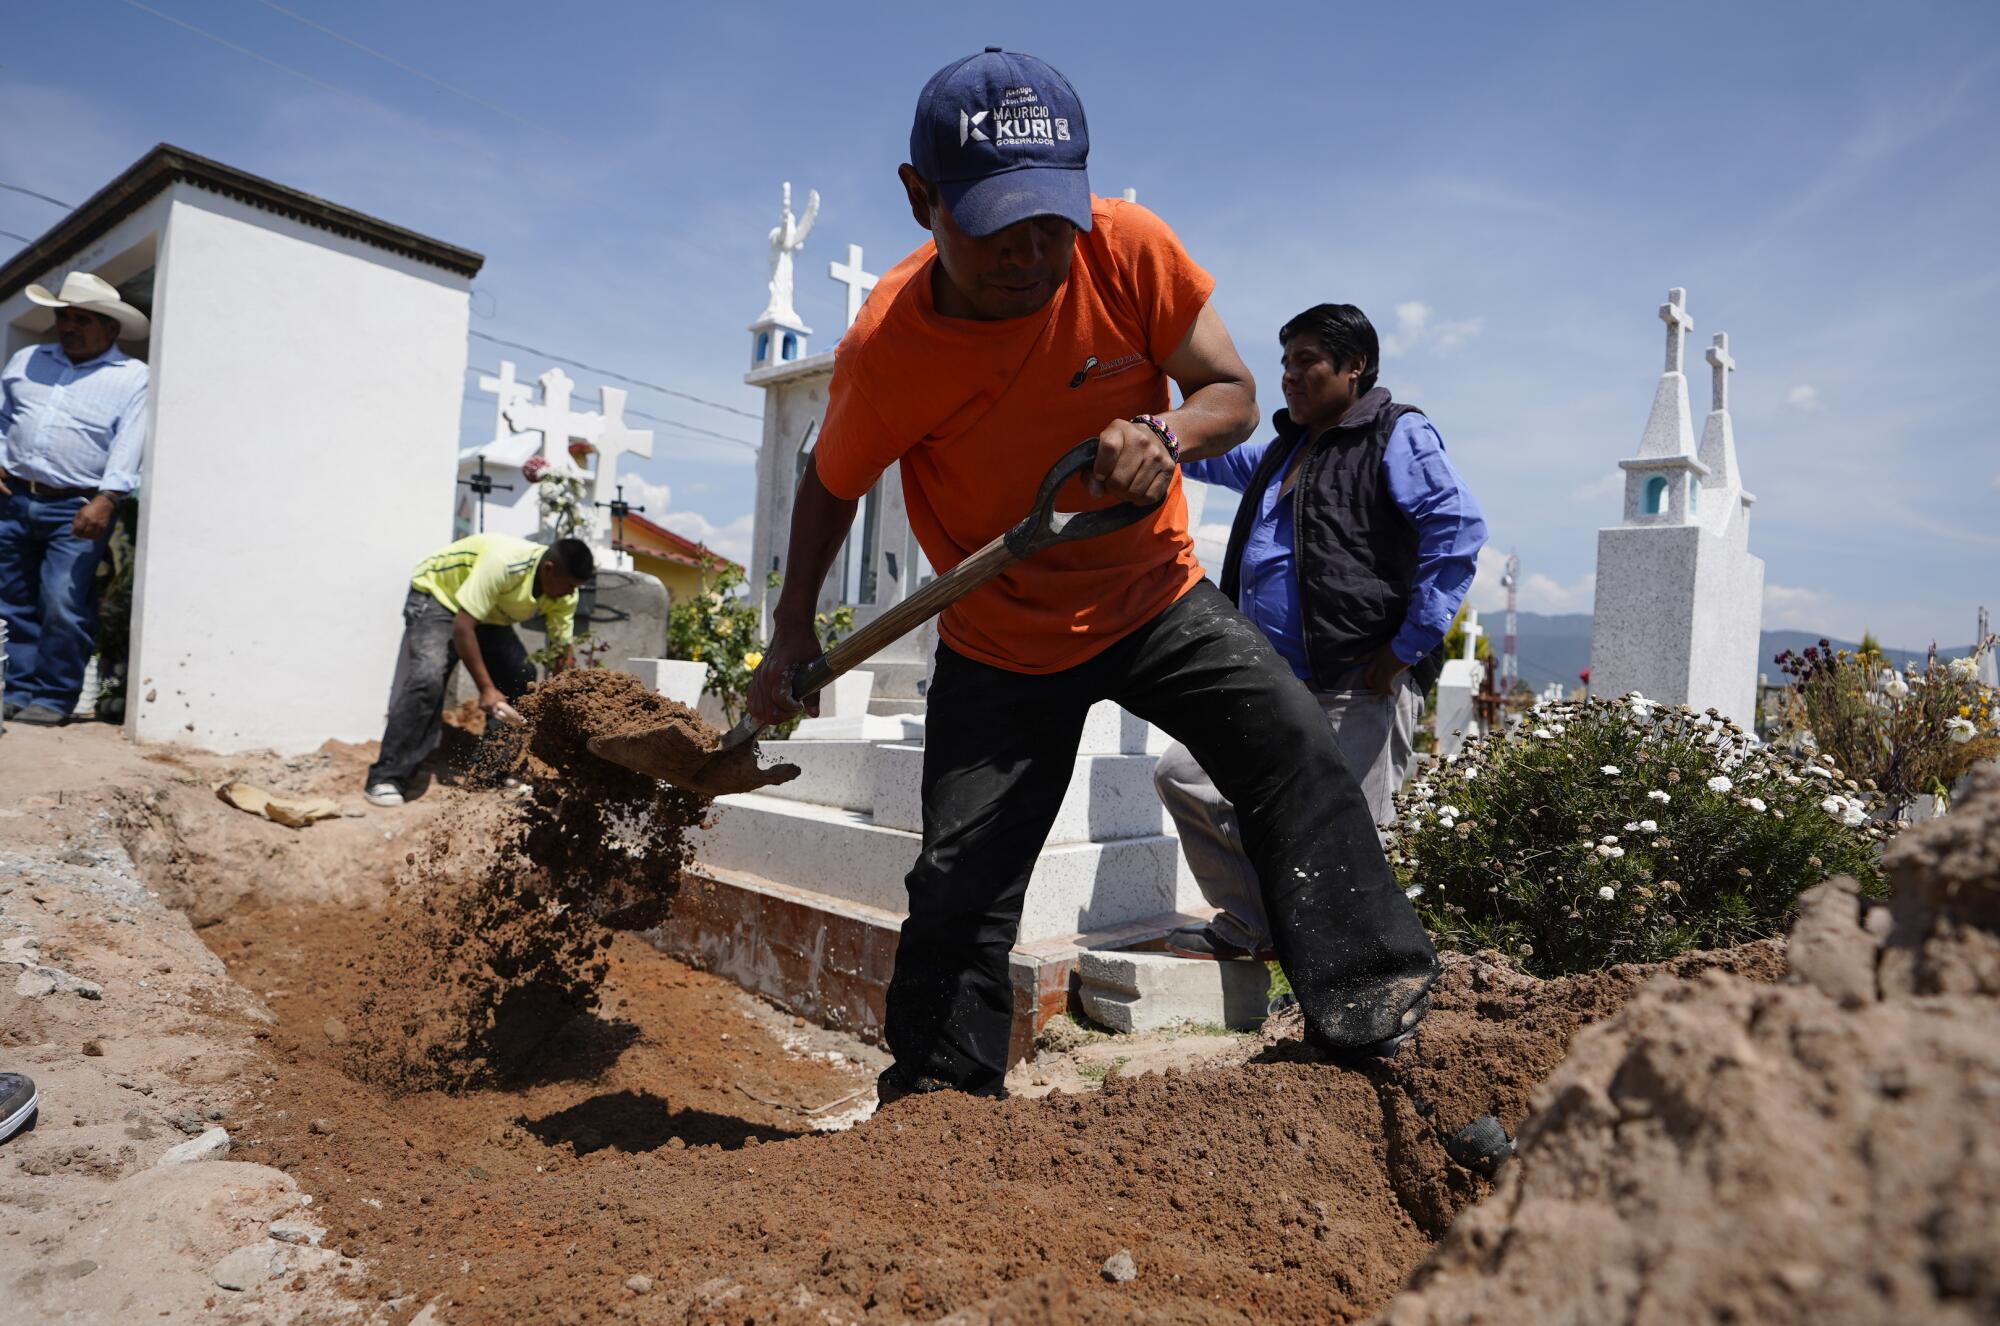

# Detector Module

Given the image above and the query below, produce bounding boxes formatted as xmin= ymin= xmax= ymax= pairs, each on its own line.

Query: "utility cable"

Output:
xmin=0 ymin=183 xmax=73 ymax=209
xmin=464 ymin=365 xmax=759 ymax=452
xmin=245 ymin=0 xmax=553 ymax=134
xmin=467 ymin=331 xmax=764 ymax=422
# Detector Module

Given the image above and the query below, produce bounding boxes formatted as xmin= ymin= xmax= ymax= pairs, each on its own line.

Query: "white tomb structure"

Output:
xmin=1589 ymin=289 xmax=1764 ymax=727
xmin=1434 ymin=610 xmax=1483 ymax=758
xmin=0 ymin=145 xmax=478 ymax=753
xmin=1977 ymin=607 xmax=1997 ymax=689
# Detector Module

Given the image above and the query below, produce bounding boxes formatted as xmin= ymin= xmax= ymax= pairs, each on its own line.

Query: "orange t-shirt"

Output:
xmin=813 ymin=197 xmax=1215 ymax=675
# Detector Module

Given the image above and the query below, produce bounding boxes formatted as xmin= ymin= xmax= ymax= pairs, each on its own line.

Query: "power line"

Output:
xmin=0 ymin=228 xmax=35 ymax=245
xmin=246 ymin=0 xmax=553 ymax=134
xmin=120 ymin=0 xmax=351 ymax=98
xmin=464 ymin=365 xmax=759 ymax=452
xmin=0 ymin=182 xmax=73 ymax=209
xmin=467 ymin=330 xmax=764 ymax=422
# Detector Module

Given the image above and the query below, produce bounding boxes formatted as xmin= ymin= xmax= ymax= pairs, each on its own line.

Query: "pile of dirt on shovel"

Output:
xmin=339 ymin=670 xmax=713 ymax=1093
xmin=1374 ymin=765 xmax=2000 ymax=1326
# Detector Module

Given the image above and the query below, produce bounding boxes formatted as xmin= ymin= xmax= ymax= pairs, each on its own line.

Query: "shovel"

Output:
xmin=588 ymin=437 xmax=1162 ymax=795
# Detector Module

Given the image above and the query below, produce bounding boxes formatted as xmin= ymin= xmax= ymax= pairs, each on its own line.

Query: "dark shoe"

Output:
xmin=874 ymin=1064 xmax=1005 ymax=1107
xmin=1306 ymin=992 xmax=1432 ymax=1066
xmin=0 ymin=1073 xmax=38 ymax=1144
xmin=1166 ymin=924 xmax=1276 ymax=963
xmin=1444 ymin=1114 xmax=1515 ymax=1175
xmin=2 ymin=702 xmax=21 ymax=721
xmin=12 ymin=706 xmax=66 ymax=727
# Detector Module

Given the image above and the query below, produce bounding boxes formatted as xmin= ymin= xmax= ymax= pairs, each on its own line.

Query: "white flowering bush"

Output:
xmin=1386 ymin=693 xmax=1891 ymax=975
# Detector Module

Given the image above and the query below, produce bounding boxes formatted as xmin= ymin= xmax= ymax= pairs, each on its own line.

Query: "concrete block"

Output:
xmin=815 ymin=669 xmax=873 ymax=720
xmin=870 ymin=744 xmax=1165 ymax=845
xmin=1075 ymin=950 xmax=1269 ymax=1033
xmin=623 ymin=657 xmax=708 ymax=710
xmin=692 ymin=793 xmax=1183 ymax=942
xmin=746 ymin=739 xmax=879 ymax=812
xmin=1078 ymin=700 xmax=1170 ymax=756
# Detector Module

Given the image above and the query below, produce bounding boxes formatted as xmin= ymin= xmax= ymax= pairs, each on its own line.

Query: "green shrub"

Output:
xmin=1386 ymin=693 xmax=1892 ymax=976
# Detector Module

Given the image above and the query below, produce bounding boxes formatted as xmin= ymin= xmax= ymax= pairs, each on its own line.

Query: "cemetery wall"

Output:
xmin=129 ymin=185 xmax=471 ymax=752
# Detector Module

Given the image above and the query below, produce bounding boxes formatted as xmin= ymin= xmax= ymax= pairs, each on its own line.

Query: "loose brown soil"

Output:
xmin=338 ymin=671 xmax=709 ymax=1093
xmin=556 ymin=666 xmax=801 ymax=795
xmin=19 ymin=706 xmax=1987 ymax=1325
xmin=205 ymin=851 xmax=1781 ymax=1324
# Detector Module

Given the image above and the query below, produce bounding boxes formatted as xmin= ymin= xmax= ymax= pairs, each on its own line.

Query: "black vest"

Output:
xmin=1217 ymin=388 xmax=1447 ymax=694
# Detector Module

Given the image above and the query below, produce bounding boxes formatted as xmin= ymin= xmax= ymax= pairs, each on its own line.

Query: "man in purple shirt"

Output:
xmin=1157 ymin=303 xmax=1486 ymax=961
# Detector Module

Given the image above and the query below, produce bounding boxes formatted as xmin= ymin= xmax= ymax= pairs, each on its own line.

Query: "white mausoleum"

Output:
xmin=1589 ymin=287 xmax=1764 ymax=727
xmin=0 ymin=144 xmax=480 ymax=753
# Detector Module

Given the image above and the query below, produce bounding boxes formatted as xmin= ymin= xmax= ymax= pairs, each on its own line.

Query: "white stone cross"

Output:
xmin=504 ymin=367 xmax=592 ymax=470
xmin=477 ymin=360 xmax=532 ymax=447
xmin=1659 ymin=288 xmax=1693 ymax=373
xmin=829 ymin=243 xmax=878 ymax=330
xmin=1706 ymin=331 xmax=1735 ymax=413
xmin=1460 ymin=609 xmax=1483 ymax=662
xmin=590 ymin=386 xmax=654 ymax=511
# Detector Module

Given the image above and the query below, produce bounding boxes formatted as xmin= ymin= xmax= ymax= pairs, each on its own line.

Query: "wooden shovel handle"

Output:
xmin=789 ymin=533 xmax=1013 ymax=700
xmin=786 ymin=437 xmax=1162 ymax=703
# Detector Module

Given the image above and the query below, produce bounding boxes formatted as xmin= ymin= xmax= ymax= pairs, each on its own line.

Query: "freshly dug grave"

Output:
xmin=203 ymin=853 xmax=1782 ymax=1326
xmin=337 ymin=671 xmax=708 ymax=1093
xmin=1374 ymin=767 xmax=2000 ymax=1326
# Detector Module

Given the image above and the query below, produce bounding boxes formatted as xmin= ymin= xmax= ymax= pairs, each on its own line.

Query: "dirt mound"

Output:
xmin=338 ymin=670 xmax=707 ymax=1092
xmin=1374 ymin=766 xmax=2000 ymax=1326
xmin=207 ymin=859 xmax=1787 ymax=1325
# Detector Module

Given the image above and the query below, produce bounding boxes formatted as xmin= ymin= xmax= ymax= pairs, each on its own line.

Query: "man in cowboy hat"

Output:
xmin=0 ymin=271 xmax=150 ymax=725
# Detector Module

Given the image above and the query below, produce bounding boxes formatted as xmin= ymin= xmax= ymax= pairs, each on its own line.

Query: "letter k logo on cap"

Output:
xmin=959 ymin=109 xmax=989 ymax=146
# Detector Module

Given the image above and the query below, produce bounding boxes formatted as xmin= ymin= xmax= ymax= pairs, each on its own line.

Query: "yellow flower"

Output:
xmin=742 ymin=651 xmax=764 ymax=671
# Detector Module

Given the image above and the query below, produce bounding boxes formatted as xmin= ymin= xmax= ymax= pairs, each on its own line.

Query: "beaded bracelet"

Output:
xmin=1131 ymin=414 xmax=1179 ymax=463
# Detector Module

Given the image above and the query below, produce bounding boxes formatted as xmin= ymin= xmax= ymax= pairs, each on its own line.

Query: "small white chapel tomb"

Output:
xmin=0 ymin=145 xmax=478 ymax=753
xmin=1434 ymin=609 xmax=1483 ymax=758
xmin=1589 ymin=288 xmax=1764 ymax=728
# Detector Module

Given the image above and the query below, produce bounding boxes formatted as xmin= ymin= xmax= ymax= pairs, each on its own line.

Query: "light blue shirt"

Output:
xmin=0 ymin=342 xmax=150 ymax=494
xmin=1185 ymin=412 xmax=1486 ymax=679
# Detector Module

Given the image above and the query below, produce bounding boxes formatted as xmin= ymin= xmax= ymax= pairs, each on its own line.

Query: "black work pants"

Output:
xmin=365 ymin=589 xmax=535 ymax=789
xmin=884 ymin=580 xmax=1438 ymax=1096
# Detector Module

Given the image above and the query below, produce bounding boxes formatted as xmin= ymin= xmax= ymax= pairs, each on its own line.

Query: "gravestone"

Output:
xmin=1434 ymin=611 xmax=1483 ymax=758
xmin=1590 ymin=289 xmax=1764 ymax=726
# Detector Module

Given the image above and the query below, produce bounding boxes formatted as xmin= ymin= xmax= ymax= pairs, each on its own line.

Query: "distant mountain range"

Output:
xmin=1500 ymin=612 xmax=1975 ymax=693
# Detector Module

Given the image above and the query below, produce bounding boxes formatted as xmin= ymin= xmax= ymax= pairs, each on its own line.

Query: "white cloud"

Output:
xmin=1379 ymin=301 xmax=1483 ymax=359
xmin=1763 ymin=582 xmax=1835 ymax=631
xmin=1785 ymin=384 xmax=1824 ymax=412
xmin=1465 ymin=545 xmax=1595 ymax=616
xmin=1431 ymin=316 xmax=1485 ymax=352
xmin=1567 ymin=471 xmax=1622 ymax=505
xmin=622 ymin=478 xmax=754 ymax=567
xmin=1380 ymin=302 xmax=1431 ymax=357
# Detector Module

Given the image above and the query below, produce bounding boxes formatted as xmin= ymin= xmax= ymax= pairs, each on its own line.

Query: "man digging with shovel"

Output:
xmin=747 ymin=48 xmax=1437 ymax=1101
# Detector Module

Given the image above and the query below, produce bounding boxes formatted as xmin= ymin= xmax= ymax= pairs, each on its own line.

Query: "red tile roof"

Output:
xmin=613 ymin=510 xmax=742 ymax=573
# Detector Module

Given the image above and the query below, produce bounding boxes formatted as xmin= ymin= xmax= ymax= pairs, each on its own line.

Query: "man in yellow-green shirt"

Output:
xmin=364 ymin=534 xmax=594 ymax=805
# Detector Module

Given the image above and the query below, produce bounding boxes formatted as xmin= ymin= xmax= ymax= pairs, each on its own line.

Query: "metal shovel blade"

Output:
xmin=586 ymin=724 xmax=800 ymax=797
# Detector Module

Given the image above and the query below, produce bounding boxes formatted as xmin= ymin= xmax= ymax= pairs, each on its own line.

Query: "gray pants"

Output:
xmin=365 ymin=590 xmax=535 ymax=790
xmin=1153 ymin=670 xmax=1420 ymax=952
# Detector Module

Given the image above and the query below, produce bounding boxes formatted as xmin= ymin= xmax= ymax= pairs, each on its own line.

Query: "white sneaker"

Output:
xmin=363 ymin=783 xmax=405 ymax=807
xmin=0 ymin=1073 xmax=38 ymax=1144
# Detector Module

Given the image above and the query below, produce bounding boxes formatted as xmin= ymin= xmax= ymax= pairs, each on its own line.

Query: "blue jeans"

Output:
xmin=0 ymin=489 xmax=109 ymax=716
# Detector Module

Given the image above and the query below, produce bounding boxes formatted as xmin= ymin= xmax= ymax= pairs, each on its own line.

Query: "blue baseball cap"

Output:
xmin=909 ymin=47 xmax=1092 ymax=238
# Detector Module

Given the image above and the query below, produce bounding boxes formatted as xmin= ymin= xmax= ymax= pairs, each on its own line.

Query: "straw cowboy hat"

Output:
xmin=25 ymin=270 xmax=149 ymax=340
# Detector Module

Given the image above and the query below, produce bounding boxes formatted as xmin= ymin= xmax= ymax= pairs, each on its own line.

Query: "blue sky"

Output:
xmin=5 ymin=1 xmax=1996 ymax=648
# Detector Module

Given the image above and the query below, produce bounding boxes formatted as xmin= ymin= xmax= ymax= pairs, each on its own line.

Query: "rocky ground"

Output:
xmin=2 ymin=719 xmax=1994 ymax=1324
